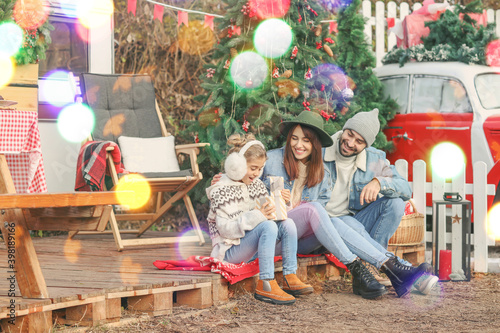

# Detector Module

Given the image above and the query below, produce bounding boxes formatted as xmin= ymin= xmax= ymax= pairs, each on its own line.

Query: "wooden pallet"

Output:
xmin=0 ymin=234 xmax=344 ymax=332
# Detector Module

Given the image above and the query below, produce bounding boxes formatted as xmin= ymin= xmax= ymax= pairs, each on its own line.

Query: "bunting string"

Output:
xmin=128 ymin=0 xmax=337 ymax=24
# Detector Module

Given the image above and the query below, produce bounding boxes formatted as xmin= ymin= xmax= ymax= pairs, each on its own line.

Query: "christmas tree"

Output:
xmin=184 ymin=0 xmax=396 ymax=199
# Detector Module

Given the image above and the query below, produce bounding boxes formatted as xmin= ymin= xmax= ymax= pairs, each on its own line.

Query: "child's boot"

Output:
xmin=254 ymin=279 xmax=296 ymax=305
xmin=282 ymin=274 xmax=314 ymax=296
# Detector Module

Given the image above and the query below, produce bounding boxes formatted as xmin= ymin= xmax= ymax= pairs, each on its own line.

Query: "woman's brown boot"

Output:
xmin=282 ymin=274 xmax=314 ymax=296
xmin=254 ymin=279 xmax=296 ymax=305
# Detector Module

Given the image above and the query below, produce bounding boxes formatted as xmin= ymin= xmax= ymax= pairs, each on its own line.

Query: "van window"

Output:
xmin=412 ymin=76 xmax=471 ymax=114
xmin=475 ymin=73 xmax=500 ymax=109
xmin=379 ymin=76 xmax=409 ymax=114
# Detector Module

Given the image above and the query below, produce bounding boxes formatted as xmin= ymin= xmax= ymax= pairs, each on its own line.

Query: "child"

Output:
xmin=206 ymin=133 xmax=313 ymax=305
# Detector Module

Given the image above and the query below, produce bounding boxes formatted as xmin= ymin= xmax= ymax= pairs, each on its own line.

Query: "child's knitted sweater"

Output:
xmin=206 ymin=174 xmax=269 ymax=261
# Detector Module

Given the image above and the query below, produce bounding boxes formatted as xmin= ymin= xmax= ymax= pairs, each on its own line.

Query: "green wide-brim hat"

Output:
xmin=279 ymin=111 xmax=333 ymax=147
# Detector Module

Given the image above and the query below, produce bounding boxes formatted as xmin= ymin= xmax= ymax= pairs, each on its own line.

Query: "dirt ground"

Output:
xmin=86 ymin=272 xmax=500 ymax=333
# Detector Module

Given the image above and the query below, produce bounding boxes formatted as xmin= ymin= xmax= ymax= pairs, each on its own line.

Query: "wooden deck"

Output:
xmin=0 ymin=232 xmax=343 ymax=332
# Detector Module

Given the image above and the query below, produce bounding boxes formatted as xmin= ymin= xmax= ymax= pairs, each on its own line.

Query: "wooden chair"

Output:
xmin=74 ymin=73 xmax=208 ymax=250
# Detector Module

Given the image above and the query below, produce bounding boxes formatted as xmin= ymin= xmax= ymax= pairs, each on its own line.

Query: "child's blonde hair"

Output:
xmin=227 ymin=133 xmax=266 ymax=162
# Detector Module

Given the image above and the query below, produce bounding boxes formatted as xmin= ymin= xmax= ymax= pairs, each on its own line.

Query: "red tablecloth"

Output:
xmin=0 ymin=109 xmax=47 ymax=193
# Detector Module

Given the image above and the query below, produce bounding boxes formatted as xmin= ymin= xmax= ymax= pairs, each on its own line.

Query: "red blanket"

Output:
xmin=153 ymin=254 xmax=346 ymax=284
xmin=75 ymin=141 xmax=125 ymax=191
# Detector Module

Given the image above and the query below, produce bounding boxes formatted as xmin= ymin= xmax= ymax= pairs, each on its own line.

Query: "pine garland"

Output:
xmin=383 ymin=0 xmax=497 ymax=66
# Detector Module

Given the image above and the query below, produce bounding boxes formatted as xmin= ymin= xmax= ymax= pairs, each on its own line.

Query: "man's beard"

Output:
xmin=338 ymin=139 xmax=360 ymax=158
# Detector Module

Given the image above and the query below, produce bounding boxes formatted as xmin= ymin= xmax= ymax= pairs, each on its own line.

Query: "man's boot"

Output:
xmin=346 ymin=259 xmax=388 ymax=299
xmin=381 ymin=254 xmax=425 ymax=297
xmin=254 ymin=279 xmax=296 ymax=305
xmin=413 ymin=262 xmax=439 ymax=295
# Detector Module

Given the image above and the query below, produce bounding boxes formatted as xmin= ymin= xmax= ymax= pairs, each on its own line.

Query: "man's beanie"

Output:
xmin=342 ymin=108 xmax=380 ymax=147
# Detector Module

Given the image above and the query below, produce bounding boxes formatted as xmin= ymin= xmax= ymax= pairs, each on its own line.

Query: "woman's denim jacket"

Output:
xmin=261 ymin=147 xmax=333 ymax=207
xmin=323 ymin=131 xmax=412 ymax=213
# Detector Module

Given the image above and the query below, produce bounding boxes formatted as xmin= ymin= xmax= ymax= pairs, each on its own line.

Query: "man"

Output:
xmin=323 ymin=108 xmax=411 ymax=249
xmin=323 ymin=109 xmax=438 ymax=292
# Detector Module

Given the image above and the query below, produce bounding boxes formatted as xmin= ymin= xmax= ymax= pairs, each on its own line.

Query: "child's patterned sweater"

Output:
xmin=206 ymin=174 xmax=269 ymax=261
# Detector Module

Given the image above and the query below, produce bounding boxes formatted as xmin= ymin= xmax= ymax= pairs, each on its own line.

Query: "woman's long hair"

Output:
xmin=283 ymin=124 xmax=324 ymax=188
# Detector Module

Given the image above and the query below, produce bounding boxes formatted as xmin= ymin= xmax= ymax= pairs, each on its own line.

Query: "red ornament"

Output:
xmin=224 ymin=59 xmax=231 ymax=69
xmin=194 ymin=135 xmax=200 ymax=143
xmin=290 ymin=46 xmax=298 ymax=59
xmin=206 ymin=68 xmax=216 ymax=78
xmin=304 ymin=68 xmax=312 ymax=80
xmin=320 ymin=110 xmax=336 ymax=121
xmin=320 ymin=84 xmax=325 ymax=92
xmin=324 ymin=37 xmax=334 ymax=44
xmin=242 ymin=120 xmax=250 ymax=132
xmin=272 ymin=67 xmax=280 ymax=78
xmin=316 ymin=42 xmax=322 ymax=49
xmin=298 ymin=14 xmax=302 ymax=23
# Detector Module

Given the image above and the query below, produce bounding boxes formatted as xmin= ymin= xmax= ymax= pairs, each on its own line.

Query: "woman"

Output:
xmin=263 ymin=111 xmax=437 ymax=299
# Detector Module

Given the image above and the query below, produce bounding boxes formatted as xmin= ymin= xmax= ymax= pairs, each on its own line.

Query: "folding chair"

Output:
xmin=75 ymin=73 xmax=208 ymax=250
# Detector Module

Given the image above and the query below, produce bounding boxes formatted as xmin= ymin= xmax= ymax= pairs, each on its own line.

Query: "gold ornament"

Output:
xmin=198 ymin=107 xmax=221 ymax=128
xmin=314 ymin=25 xmax=322 ymax=37
xmin=281 ymin=70 xmax=292 ymax=78
xmin=178 ymin=20 xmax=215 ymax=55
xmin=323 ymin=44 xmax=334 ymax=57
xmin=274 ymin=79 xmax=301 ymax=99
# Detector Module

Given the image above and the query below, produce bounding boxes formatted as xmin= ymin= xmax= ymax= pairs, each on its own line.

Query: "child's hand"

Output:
xmin=259 ymin=201 xmax=276 ymax=220
xmin=281 ymin=189 xmax=291 ymax=205
xmin=211 ymin=173 xmax=222 ymax=186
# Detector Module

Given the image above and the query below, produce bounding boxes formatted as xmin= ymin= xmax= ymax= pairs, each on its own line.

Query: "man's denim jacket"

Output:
xmin=262 ymin=147 xmax=333 ymax=207
xmin=323 ymin=131 xmax=412 ymax=214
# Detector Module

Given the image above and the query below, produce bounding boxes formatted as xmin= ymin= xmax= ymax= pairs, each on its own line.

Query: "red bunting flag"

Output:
xmin=178 ymin=11 xmax=189 ymax=27
xmin=387 ymin=17 xmax=395 ymax=29
xmin=329 ymin=21 xmax=338 ymax=34
xmin=127 ymin=0 xmax=137 ymax=16
xmin=204 ymin=15 xmax=214 ymax=31
xmin=153 ymin=4 xmax=164 ymax=22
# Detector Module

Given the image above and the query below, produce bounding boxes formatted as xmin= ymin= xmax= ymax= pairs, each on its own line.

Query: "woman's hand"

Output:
xmin=281 ymin=189 xmax=291 ymax=205
xmin=259 ymin=201 xmax=276 ymax=220
xmin=211 ymin=173 xmax=222 ymax=186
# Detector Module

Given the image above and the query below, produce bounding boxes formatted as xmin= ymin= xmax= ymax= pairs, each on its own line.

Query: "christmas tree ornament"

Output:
xmin=272 ymin=66 xmax=280 ymax=78
xmin=314 ymin=25 xmax=322 ymax=36
xmin=198 ymin=107 xmax=221 ymax=128
xmin=218 ymin=28 xmax=228 ymax=39
xmin=13 ymin=0 xmax=49 ymax=30
xmin=230 ymin=48 xmax=238 ymax=58
xmin=342 ymin=88 xmax=354 ymax=101
xmin=323 ymin=44 xmax=334 ymax=57
xmin=290 ymin=46 xmax=298 ymax=59
xmin=194 ymin=134 xmax=200 ymax=143
xmin=315 ymin=42 xmax=323 ymax=49
xmin=281 ymin=69 xmax=292 ymax=78
xmin=224 ymin=59 xmax=231 ymax=69
xmin=304 ymin=68 xmax=313 ymax=80
xmin=206 ymin=68 xmax=216 ymax=78
xmin=250 ymin=0 xmax=291 ymax=20
xmin=275 ymin=79 xmax=301 ymax=98
xmin=178 ymin=20 xmax=215 ymax=55
xmin=242 ymin=120 xmax=250 ymax=132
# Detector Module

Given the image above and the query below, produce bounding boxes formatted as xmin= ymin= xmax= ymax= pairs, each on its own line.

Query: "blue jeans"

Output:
xmin=283 ymin=202 xmax=388 ymax=268
xmin=224 ymin=219 xmax=298 ymax=280
xmin=350 ymin=197 xmax=406 ymax=249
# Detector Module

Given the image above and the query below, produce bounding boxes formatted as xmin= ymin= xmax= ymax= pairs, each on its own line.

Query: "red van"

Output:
xmin=374 ymin=61 xmax=500 ymax=202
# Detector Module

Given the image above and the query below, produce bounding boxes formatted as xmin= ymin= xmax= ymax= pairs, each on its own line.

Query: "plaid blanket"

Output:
xmin=153 ymin=254 xmax=346 ymax=284
xmin=75 ymin=141 xmax=125 ymax=191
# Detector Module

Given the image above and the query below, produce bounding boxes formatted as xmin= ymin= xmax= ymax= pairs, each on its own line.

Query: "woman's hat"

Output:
xmin=279 ymin=111 xmax=333 ymax=147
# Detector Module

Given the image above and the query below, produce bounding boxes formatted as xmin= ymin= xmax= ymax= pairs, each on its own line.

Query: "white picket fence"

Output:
xmin=362 ymin=1 xmax=500 ymax=67
xmin=394 ymin=159 xmax=497 ymax=273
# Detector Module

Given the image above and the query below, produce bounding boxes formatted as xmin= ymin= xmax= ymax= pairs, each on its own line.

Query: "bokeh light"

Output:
xmin=430 ymin=142 xmax=466 ymax=179
xmin=176 ymin=229 xmax=210 ymax=259
xmin=13 ymin=0 xmax=49 ymax=30
xmin=254 ymin=19 xmax=293 ymax=59
xmin=120 ymin=256 xmax=142 ymax=284
xmin=57 ymin=103 xmax=95 ymax=143
xmin=488 ymin=203 xmax=500 ymax=240
xmin=0 ymin=22 xmax=24 ymax=57
xmin=319 ymin=0 xmax=353 ymax=12
xmin=230 ymin=51 xmax=268 ymax=89
xmin=0 ymin=54 xmax=15 ymax=89
xmin=115 ymin=174 xmax=151 ymax=210
xmin=77 ymin=0 xmax=114 ymax=30
xmin=249 ymin=0 xmax=291 ymax=19
xmin=40 ymin=70 xmax=76 ymax=107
